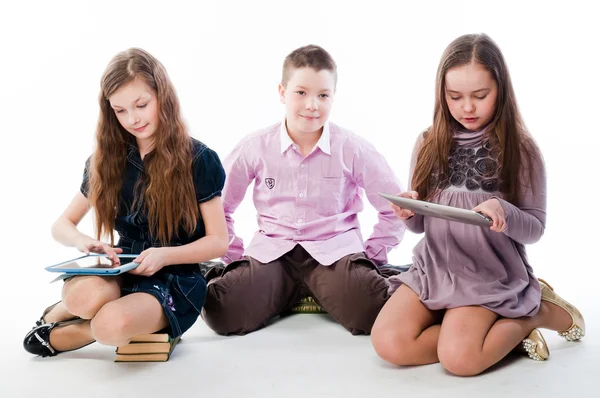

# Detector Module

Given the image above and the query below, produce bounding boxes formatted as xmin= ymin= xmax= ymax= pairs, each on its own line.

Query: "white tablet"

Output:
xmin=45 ymin=254 xmax=140 ymax=275
xmin=379 ymin=193 xmax=493 ymax=227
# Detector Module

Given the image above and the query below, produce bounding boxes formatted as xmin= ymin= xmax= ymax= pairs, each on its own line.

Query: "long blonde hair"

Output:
xmin=90 ymin=48 xmax=198 ymax=245
xmin=412 ymin=34 xmax=540 ymax=204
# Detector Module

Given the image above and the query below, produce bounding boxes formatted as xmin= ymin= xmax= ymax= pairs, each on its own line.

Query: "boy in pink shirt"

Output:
xmin=202 ymin=45 xmax=406 ymax=335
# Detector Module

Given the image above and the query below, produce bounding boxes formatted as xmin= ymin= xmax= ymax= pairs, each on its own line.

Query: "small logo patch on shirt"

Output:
xmin=265 ymin=178 xmax=275 ymax=189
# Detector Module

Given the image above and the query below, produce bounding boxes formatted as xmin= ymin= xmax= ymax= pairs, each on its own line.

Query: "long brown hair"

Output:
xmin=90 ymin=48 xmax=198 ymax=245
xmin=412 ymin=33 xmax=540 ymax=204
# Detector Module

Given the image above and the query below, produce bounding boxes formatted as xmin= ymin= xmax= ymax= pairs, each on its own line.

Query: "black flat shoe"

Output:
xmin=24 ymin=318 xmax=89 ymax=357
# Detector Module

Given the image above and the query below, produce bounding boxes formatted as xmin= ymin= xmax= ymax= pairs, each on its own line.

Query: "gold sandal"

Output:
xmin=520 ymin=329 xmax=549 ymax=361
xmin=538 ymin=278 xmax=585 ymax=341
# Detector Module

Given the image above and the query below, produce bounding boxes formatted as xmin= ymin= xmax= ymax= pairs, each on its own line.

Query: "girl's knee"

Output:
xmin=371 ymin=326 xmax=416 ymax=366
xmin=90 ymin=304 xmax=131 ymax=346
xmin=438 ymin=344 xmax=485 ymax=377
xmin=62 ymin=277 xmax=120 ymax=319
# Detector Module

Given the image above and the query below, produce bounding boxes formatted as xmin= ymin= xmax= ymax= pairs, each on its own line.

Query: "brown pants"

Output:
xmin=202 ymin=245 xmax=393 ymax=335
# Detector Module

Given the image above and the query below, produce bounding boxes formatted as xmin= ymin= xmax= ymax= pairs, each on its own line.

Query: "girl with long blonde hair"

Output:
xmin=24 ymin=48 xmax=228 ymax=357
xmin=371 ymin=34 xmax=584 ymax=376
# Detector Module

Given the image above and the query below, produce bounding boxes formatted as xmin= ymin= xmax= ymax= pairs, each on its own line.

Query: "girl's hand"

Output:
xmin=390 ymin=191 xmax=419 ymax=220
xmin=130 ymin=248 xmax=170 ymax=276
xmin=473 ymin=198 xmax=507 ymax=233
xmin=74 ymin=235 xmax=122 ymax=264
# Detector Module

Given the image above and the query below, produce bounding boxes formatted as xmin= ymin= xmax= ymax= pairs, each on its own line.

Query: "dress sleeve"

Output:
xmin=192 ymin=146 xmax=226 ymax=204
xmin=494 ymin=146 xmax=547 ymax=245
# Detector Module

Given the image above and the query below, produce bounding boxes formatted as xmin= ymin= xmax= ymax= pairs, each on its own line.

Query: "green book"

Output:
xmin=289 ymin=296 xmax=327 ymax=314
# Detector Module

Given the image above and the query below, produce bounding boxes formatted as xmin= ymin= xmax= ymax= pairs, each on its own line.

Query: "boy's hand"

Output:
xmin=74 ymin=235 xmax=122 ymax=264
xmin=390 ymin=191 xmax=418 ymax=220
xmin=473 ymin=198 xmax=507 ymax=233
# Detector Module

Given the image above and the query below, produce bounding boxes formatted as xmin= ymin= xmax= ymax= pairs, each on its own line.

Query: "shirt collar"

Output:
xmin=279 ymin=119 xmax=331 ymax=155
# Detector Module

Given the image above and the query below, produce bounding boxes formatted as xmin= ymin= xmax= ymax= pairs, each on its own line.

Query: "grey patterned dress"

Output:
xmin=388 ymin=129 xmax=545 ymax=318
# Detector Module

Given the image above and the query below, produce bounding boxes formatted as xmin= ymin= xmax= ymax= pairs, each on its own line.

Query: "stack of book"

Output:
xmin=115 ymin=333 xmax=180 ymax=362
xmin=289 ymin=296 xmax=326 ymax=314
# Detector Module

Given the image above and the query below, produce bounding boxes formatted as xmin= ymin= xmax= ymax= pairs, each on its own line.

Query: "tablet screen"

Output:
xmin=52 ymin=256 xmax=119 ymax=270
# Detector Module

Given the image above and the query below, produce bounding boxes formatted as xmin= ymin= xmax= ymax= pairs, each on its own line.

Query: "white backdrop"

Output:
xmin=0 ymin=0 xmax=598 ymax=344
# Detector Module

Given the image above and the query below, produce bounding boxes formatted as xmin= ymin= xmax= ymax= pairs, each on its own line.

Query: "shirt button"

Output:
xmin=299 ymin=192 xmax=304 ymax=198
xmin=300 ymin=164 xmax=305 ymax=169
xmin=297 ymin=219 xmax=303 ymax=224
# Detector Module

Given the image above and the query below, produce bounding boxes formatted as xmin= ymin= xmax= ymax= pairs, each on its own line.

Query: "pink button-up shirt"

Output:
xmin=221 ymin=121 xmax=406 ymax=266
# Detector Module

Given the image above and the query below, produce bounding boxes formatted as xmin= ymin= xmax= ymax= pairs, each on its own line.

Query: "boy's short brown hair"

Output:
xmin=282 ymin=45 xmax=337 ymax=87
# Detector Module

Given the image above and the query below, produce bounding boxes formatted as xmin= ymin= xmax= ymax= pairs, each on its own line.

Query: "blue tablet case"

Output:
xmin=45 ymin=254 xmax=139 ymax=275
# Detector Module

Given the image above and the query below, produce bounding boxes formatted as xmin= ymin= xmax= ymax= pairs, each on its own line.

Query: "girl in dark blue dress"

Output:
xmin=24 ymin=48 xmax=229 ymax=357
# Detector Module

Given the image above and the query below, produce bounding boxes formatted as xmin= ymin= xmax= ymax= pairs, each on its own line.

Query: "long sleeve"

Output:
xmin=404 ymin=133 xmax=426 ymax=234
xmin=353 ymin=141 xmax=406 ymax=266
xmin=495 ymin=148 xmax=547 ymax=245
xmin=221 ymin=139 xmax=255 ymax=264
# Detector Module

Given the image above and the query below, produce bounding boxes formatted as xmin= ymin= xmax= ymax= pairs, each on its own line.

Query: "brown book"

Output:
xmin=129 ymin=333 xmax=172 ymax=343
xmin=116 ymin=341 xmax=173 ymax=355
xmin=115 ymin=352 xmax=171 ymax=362
xmin=115 ymin=336 xmax=180 ymax=362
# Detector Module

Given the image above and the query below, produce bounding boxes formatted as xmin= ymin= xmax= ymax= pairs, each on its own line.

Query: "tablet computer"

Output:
xmin=45 ymin=254 xmax=140 ymax=275
xmin=379 ymin=193 xmax=493 ymax=227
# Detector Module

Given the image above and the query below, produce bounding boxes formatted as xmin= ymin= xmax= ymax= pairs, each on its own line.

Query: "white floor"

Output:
xmin=3 ymin=1 xmax=599 ymax=394
xmin=3 ymin=217 xmax=597 ymax=397
xmin=3 ymin=293 xmax=597 ymax=398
